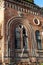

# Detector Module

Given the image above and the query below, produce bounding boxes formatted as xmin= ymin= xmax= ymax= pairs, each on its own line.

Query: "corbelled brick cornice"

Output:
xmin=4 ymin=0 xmax=43 ymax=17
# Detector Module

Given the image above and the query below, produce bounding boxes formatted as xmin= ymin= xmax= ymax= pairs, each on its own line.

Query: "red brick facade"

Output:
xmin=0 ymin=0 xmax=43 ymax=65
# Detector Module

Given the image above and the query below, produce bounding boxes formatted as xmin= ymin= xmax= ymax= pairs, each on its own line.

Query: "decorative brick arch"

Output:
xmin=6 ymin=16 xmax=37 ymax=60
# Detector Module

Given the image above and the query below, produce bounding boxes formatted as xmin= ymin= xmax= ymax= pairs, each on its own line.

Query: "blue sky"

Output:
xmin=34 ymin=0 xmax=43 ymax=7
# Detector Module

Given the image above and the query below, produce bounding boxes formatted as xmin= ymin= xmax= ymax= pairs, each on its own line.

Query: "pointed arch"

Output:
xmin=6 ymin=16 xmax=37 ymax=58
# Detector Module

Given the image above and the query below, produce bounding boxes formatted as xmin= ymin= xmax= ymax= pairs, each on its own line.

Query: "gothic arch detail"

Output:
xmin=6 ymin=16 xmax=37 ymax=59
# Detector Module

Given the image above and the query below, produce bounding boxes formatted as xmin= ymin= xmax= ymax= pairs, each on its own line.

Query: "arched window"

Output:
xmin=15 ymin=25 xmax=28 ymax=49
xmin=35 ymin=30 xmax=42 ymax=49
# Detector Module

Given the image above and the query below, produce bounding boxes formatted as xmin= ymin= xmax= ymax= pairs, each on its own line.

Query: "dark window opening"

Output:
xmin=23 ymin=27 xmax=28 ymax=49
xmin=15 ymin=28 xmax=21 ymax=49
xmin=35 ymin=30 xmax=42 ymax=49
xmin=34 ymin=19 xmax=38 ymax=24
